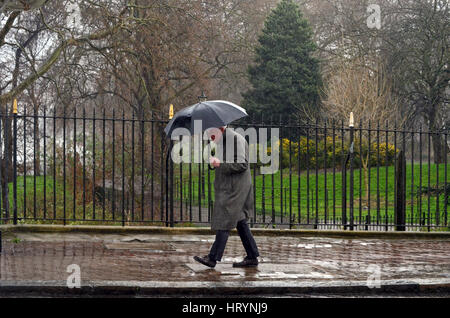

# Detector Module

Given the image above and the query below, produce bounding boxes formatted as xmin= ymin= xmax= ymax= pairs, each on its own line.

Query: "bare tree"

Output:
xmin=381 ymin=0 xmax=449 ymax=163
xmin=323 ymin=55 xmax=401 ymax=204
xmin=0 ymin=1 xmax=161 ymax=220
xmin=302 ymin=0 xmax=449 ymax=163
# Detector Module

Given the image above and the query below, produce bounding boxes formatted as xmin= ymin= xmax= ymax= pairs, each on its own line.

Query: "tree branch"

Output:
xmin=0 ymin=10 xmax=20 ymax=47
xmin=0 ymin=21 xmax=124 ymax=105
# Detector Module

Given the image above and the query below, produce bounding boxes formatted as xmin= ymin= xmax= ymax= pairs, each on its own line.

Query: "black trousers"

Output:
xmin=208 ymin=219 xmax=259 ymax=262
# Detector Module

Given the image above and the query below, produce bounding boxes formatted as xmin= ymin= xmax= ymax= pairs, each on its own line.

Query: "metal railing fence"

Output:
xmin=0 ymin=109 xmax=448 ymax=231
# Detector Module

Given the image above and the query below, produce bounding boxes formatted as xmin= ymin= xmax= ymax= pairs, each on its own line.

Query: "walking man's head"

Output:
xmin=205 ymin=126 xmax=227 ymax=143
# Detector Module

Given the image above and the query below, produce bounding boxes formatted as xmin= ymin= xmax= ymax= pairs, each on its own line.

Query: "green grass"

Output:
xmin=3 ymin=162 xmax=448 ymax=226
xmin=5 ymin=175 xmax=78 ymax=222
xmin=4 ymin=175 xmax=167 ymax=226
xmin=176 ymin=163 xmax=449 ymax=223
xmin=4 ymin=175 xmax=112 ymax=224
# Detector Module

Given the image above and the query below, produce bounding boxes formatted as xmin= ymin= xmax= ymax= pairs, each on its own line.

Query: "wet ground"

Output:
xmin=0 ymin=232 xmax=449 ymax=296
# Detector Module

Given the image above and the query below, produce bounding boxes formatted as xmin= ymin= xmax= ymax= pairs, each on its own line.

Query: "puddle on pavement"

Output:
xmin=1 ymin=233 xmax=449 ymax=284
xmin=104 ymin=242 xmax=175 ymax=251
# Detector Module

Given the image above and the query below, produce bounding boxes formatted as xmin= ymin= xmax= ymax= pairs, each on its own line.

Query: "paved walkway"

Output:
xmin=0 ymin=231 xmax=449 ymax=296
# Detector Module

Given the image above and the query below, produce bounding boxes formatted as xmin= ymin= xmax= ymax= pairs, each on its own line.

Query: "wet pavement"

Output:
xmin=0 ymin=232 xmax=449 ymax=296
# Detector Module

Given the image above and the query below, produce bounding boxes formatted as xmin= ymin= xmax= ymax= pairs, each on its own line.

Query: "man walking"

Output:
xmin=194 ymin=126 xmax=260 ymax=268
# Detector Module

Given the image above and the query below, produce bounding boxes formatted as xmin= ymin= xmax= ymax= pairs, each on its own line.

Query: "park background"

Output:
xmin=0 ymin=0 xmax=448 ymax=231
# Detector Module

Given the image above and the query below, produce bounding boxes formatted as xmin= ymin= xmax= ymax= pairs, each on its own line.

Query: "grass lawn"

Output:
xmin=3 ymin=162 xmax=448 ymax=225
xmin=5 ymin=175 xmax=164 ymax=225
xmin=5 ymin=175 xmax=100 ymax=223
xmin=176 ymin=162 xmax=449 ymax=223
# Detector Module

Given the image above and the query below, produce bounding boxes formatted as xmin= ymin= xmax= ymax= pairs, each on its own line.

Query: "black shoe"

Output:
xmin=194 ymin=255 xmax=217 ymax=268
xmin=233 ymin=256 xmax=258 ymax=267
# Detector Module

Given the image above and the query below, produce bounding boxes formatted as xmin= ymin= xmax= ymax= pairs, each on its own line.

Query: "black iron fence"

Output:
xmin=0 ymin=108 xmax=448 ymax=231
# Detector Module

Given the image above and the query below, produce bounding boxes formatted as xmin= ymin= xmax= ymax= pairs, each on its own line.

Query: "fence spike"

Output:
xmin=12 ymin=99 xmax=18 ymax=114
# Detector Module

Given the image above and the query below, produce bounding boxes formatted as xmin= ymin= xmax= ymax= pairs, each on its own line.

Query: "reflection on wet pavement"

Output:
xmin=0 ymin=233 xmax=449 ymax=285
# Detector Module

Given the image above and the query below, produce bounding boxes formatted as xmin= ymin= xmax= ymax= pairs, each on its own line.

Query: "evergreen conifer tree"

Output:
xmin=242 ymin=0 xmax=322 ymax=121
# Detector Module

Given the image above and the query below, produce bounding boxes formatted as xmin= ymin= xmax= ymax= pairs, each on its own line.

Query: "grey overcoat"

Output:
xmin=210 ymin=128 xmax=253 ymax=231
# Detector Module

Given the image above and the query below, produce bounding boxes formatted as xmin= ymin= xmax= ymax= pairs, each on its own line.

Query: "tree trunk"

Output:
xmin=427 ymin=103 xmax=449 ymax=164
xmin=1 ymin=110 xmax=13 ymax=221
xmin=362 ymin=153 xmax=369 ymax=206
xmin=363 ymin=165 xmax=369 ymax=205
xmin=431 ymin=132 xmax=449 ymax=164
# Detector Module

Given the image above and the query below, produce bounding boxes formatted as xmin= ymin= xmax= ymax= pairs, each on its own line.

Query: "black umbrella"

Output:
xmin=164 ymin=100 xmax=248 ymax=137
xmin=163 ymin=100 xmax=247 ymax=226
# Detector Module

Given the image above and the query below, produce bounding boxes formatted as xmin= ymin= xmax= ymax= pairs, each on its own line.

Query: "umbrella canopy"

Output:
xmin=164 ymin=100 xmax=247 ymax=137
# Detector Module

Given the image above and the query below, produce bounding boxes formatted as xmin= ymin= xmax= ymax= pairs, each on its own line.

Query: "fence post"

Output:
xmin=13 ymin=99 xmax=18 ymax=225
xmin=349 ymin=112 xmax=355 ymax=231
xmin=0 ymin=111 xmax=3 ymax=224
xmin=341 ymin=146 xmax=348 ymax=229
xmin=167 ymin=104 xmax=175 ymax=227
xmin=395 ymin=150 xmax=406 ymax=231
xmin=170 ymin=140 xmax=174 ymax=227
xmin=165 ymin=127 xmax=169 ymax=226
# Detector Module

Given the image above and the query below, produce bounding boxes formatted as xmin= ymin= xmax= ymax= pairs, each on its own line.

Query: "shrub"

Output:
xmin=278 ymin=137 xmax=397 ymax=170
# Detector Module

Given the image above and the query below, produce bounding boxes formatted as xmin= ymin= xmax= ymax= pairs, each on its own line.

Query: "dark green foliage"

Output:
xmin=278 ymin=137 xmax=398 ymax=170
xmin=242 ymin=0 xmax=322 ymax=121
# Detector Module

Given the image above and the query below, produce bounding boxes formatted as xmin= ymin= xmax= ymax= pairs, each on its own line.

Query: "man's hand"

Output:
xmin=209 ymin=156 xmax=221 ymax=168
